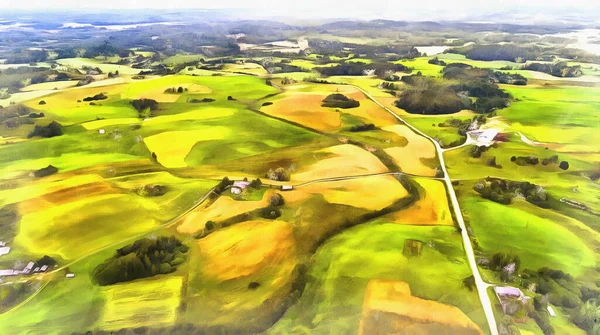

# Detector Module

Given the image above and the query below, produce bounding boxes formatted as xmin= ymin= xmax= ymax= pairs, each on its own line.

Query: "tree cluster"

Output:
xmin=447 ymin=44 xmax=541 ymax=62
xmin=92 ymin=236 xmax=188 ymax=286
xmin=314 ymin=62 xmax=410 ymax=78
xmin=349 ymin=123 xmax=377 ymax=132
xmin=321 ymin=93 xmax=360 ymax=109
xmin=473 ymin=177 xmax=549 ymax=207
xmin=522 ymin=62 xmax=583 ymax=78
xmin=28 ymin=121 xmax=63 ymax=138
xmin=131 ymin=99 xmax=159 ymax=118
xmin=266 ymin=167 xmax=290 ymax=181
xmin=83 ymin=93 xmax=108 ymax=102
xmin=33 ymin=165 xmax=58 ymax=178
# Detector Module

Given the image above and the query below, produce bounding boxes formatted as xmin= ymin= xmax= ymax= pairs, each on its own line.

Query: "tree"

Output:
xmin=177 ymin=86 xmax=183 ymax=93
xmin=559 ymin=161 xmax=569 ymax=170
xmin=269 ymin=193 xmax=285 ymax=207
xmin=205 ymin=221 xmax=215 ymax=231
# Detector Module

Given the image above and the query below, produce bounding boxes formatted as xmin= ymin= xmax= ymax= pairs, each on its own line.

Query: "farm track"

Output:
xmin=352 ymin=85 xmax=499 ymax=335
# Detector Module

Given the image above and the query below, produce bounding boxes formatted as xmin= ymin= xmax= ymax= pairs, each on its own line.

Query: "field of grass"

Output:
xmin=497 ymin=84 xmax=600 ymax=154
xmin=99 ymin=276 xmax=183 ymax=330
xmin=407 ymin=116 xmax=471 ymax=147
xmin=268 ymin=222 xmax=488 ymax=334
xmin=293 ymin=175 xmax=409 ymax=211
xmin=292 ymin=144 xmax=388 ymax=181
xmin=56 ymin=58 xmax=141 ymax=75
xmin=461 ymin=194 xmax=596 ymax=277
xmin=185 ymin=219 xmax=298 ymax=329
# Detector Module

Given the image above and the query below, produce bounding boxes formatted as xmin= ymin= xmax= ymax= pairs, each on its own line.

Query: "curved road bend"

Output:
xmin=354 ymin=86 xmax=499 ymax=335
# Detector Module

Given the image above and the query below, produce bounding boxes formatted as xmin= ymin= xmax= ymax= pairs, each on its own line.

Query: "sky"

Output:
xmin=1 ymin=0 xmax=599 ymax=21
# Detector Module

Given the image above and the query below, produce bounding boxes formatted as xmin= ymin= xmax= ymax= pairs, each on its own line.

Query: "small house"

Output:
xmin=21 ymin=262 xmax=35 ymax=274
xmin=98 ymin=129 xmax=105 ymax=134
xmin=281 ymin=185 xmax=293 ymax=191
xmin=0 ymin=246 xmax=10 ymax=256
xmin=547 ymin=306 xmax=556 ymax=317
xmin=40 ymin=265 xmax=48 ymax=272
xmin=494 ymin=286 xmax=531 ymax=315
xmin=0 ymin=241 xmax=5 ymax=246
xmin=231 ymin=181 xmax=250 ymax=195
xmin=0 ymin=269 xmax=19 ymax=277
xmin=33 ymin=267 xmax=40 ymax=273
xmin=66 ymin=273 xmax=75 ymax=278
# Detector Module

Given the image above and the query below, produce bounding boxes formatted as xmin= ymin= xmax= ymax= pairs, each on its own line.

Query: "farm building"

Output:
xmin=0 ymin=246 xmax=10 ymax=256
xmin=494 ymin=286 xmax=531 ymax=314
xmin=21 ymin=262 xmax=35 ymax=274
xmin=0 ymin=269 xmax=19 ymax=277
xmin=231 ymin=181 xmax=250 ymax=195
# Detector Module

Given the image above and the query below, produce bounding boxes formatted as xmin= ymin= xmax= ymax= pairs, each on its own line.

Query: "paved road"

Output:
xmin=354 ymin=86 xmax=499 ymax=335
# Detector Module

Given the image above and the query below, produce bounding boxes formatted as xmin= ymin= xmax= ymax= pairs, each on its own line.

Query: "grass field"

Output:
xmin=185 ymin=219 xmax=298 ymax=329
xmin=461 ymin=194 xmax=596 ymax=277
xmin=292 ymin=144 xmax=388 ymax=181
xmin=99 ymin=276 xmax=183 ymax=330
xmin=268 ymin=222 xmax=488 ymax=334
xmin=294 ymin=175 xmax=409 ymax=211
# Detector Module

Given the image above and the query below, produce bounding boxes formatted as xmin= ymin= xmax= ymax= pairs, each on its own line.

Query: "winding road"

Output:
xmin=354 ymin=86 xmax=499 ymax=335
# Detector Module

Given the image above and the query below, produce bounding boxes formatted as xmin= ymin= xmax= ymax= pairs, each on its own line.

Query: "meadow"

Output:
xmin=267 ymin=222 xmax=488 ymax=334
xmin=461 ymin=193 xmax=597 ymax=277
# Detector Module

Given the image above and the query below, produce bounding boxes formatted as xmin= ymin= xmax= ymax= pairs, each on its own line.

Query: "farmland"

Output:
xmin=0 ymin=10 xmax=599 ymax=335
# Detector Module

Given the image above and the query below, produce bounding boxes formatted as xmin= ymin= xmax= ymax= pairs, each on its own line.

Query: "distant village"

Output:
xmin=0 ymin=241 xmax=56 ymax=279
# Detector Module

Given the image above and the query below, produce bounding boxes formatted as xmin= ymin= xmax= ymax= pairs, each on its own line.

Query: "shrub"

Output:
xmin=269 ymin=193 xmax=285 ymax=207
xmin=28 ymin=121 xmax=63 ymax=138
xmin=259 ymin=206 xmax=282 ymax=219
xmin=559 ymin=161 xmax=569 ymax=170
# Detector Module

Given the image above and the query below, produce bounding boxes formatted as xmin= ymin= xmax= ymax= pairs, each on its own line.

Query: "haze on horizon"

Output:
xmin=1 ymin=0 xmax=600 ymax=22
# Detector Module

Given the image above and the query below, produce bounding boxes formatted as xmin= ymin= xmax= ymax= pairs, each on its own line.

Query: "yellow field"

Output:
xmin=14 ymin=193 xmax=158 ymax=259
xmin=177 ymin=192 xmax=270 ymax=234
xmin=222 ymin=63 xmax=268 ymax=75
xmin=262 ymin=84 xmax=397 ymax=132
xmin=143 ymin=127 xmax=229 ymax=168
xmin=142 ymin=107 xmax=235 ymax=125
xmin=293 ymin=175 xmax=409 ymax=211
xmin=0 ymin=173 xmax=107 ymax=208
xmin=21 ymin=80 xmax=77 ymax=91
xmin=126 ymin=83 xmax=212 ymax=103
xmin=359 ymin=279 xmax=483 ymax=335
xmin=198 ymin=220 xmax=296 ymax=281
xmin=57 ymin=58 xmax=141 ymax=75
xmin=293 ymin=144 xmax=388 ymax=181
xmin=384 ymin=178 xmax=453 ymax=226
xmin=261 ymin=92 xmax=342 ymax=132
xmin=99 ymin=276 xmax=183 ymax=330
xmin=383 ymin=125 xmax=437 ymax=176
xmin=0 ymin=89 xmax=59 ymax=106
xmin=81 ymin=118 xmax=141 ymax=130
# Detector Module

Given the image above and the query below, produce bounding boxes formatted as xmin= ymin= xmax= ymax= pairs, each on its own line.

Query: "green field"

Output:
xmin=462 ymin=195 xmax=596 ymax=277
xmin=268 ymin=221 xmax=488 ymax=334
